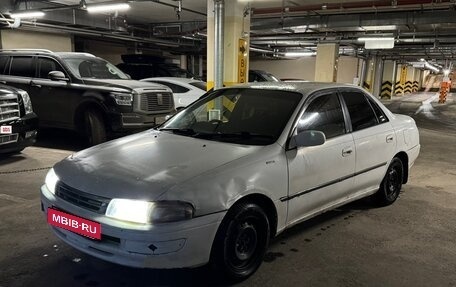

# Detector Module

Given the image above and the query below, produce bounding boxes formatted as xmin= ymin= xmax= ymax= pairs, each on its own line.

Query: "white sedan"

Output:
xmin=41 ymin=82 xmax=420 ymax=281
xmin=140 ymin=77 xmax=206 ymax=109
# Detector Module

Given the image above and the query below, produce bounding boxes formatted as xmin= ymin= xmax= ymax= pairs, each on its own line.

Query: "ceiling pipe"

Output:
xmin=252 ymin=0 xmax=452 ymax=16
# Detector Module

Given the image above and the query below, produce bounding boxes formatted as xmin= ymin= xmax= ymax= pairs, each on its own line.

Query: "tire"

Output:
xmin=84 ymin=109 xmax=106 ymax=146
xmin=211 ymin=203 xmax=270 ymax=281
xmin=374 ymin=157 xmax=404 ymax=206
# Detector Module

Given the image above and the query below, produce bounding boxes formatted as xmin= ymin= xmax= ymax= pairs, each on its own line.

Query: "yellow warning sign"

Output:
xmin=238 ymin=38 xmax=247 ymax=83
xmin=400 ymin=66 xmax=407 ymax=86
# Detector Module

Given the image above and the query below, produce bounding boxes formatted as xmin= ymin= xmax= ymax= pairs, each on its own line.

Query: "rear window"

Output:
xmin=0 ymin=56 xmax=9 ymax=75
xmin=10 ymin=56 xmax=34 ymax=77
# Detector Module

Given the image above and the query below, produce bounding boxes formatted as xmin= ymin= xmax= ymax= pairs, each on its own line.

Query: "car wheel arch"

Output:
xmin=393 ymin=151 xmax=409 ymax=184
xmin=223 ymin=193 xmax=278 ymax=239
xmin=74 ymin=100 xmax=108 ymax=133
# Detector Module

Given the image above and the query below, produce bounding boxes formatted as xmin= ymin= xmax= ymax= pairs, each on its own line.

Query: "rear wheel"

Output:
xmin=374 ymin=157 xmax=404 ymax=206
xmin=211 ymin=203 xmax=270 ymax=281
xmin=84 ymin=109 xmax=106 ymax=146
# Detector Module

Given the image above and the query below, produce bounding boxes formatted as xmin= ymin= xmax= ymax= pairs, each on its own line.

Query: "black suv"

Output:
xmin=117 ymin=54 xmax=197 ymax=80
xmin=0 ymin=49 xmax=175 ymax=145
xmin=0 ymin=84 xmax=38 ymax=153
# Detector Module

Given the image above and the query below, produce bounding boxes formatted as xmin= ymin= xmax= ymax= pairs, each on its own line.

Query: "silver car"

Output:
xmin=41 ymin=82 xmax=420 ymax=280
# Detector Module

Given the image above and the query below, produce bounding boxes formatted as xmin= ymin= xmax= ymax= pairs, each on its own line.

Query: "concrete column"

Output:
xmin=380 ymin=60 xmax=395 ymax=99
xmin=207 ymin=0 xmax=250 ymax=90
xmin=315 ymin=43 xmax=339 ymax=82
xmin=373 ymin=57 xmax=384 ymax=98
xmin=363 ymin=56 xmax=375 ymax=92
xmin=180 ymin=55 xmax=187 ymax=70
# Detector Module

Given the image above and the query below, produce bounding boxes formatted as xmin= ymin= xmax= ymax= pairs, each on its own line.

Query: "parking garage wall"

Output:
xmin=250 ymin=56 xmax=359 ymax=83
xmin=75 ymin=39 xmax=128 ymax=65
xmin=0 ymin=30 xmax=73 ymax=52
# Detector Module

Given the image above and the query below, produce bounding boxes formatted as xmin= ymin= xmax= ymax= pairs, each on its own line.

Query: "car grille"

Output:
xmin=139 ymin=92 xmax=173 ymax=113
xmin=0 ymin=133 xmax=19 ymax=145
xmin=0 ymin=94 xmax=20 ymax=124
xmin=56 ymin=182 xmax=110 ymax=214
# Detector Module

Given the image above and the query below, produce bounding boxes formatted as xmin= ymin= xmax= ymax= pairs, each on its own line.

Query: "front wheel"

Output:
xmin=84 ymin=109 xmax=106 ymax=146
xmin=211 ymin=203 xmax=270 ymax=281
xmin=374 ymin=157 xmax=404 ymax=206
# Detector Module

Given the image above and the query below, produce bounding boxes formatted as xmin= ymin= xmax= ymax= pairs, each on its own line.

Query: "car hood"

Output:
xmin=53 ymin=130 xmax=260 ymax=200
xmin=82 ymin=79 xmax=168 ymax=91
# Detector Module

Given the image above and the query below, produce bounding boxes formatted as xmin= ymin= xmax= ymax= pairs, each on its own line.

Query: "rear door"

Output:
xmin=285 ymin=90 xmax=356 ymax=226
xmin=340 ymin=89 xmax=396 ymax=195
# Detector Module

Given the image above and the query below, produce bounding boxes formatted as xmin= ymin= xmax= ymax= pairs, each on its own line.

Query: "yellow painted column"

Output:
xmin=381 ymin=60 xmax=395 ymax=99
xmin=207 ymin=0 xmax=250 ymax=90
xmin=315 ymin=43 xmax=339 ymax=82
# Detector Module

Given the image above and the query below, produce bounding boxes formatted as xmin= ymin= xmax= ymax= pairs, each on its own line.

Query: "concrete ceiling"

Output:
xmin=1 ymin=0 xmax=456 ymax=62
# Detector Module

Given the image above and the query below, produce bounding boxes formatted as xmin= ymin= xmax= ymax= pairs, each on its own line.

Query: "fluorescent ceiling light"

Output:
xmin=357 ymin=37 xmax=395 ymax=42
xmin=361 ymin=25 xmax=397 ymax=31
xmin=358 ymin=37 xmax=395 ymax=49
xmin=86 ymin=3 xmax=130 ymax=13
xmin=10 ymin=11 xmax=45 ymax=18
xmin=284 ymin=52 xmax=315 ymax=57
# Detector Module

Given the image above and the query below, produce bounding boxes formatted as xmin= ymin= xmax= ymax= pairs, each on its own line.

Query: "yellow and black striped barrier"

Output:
xmin=394 ymin=81 xmax=403 ymax=95
xmin=380 ymin=81 xmax=392 ymax=99
xmin=404 ymin=81 xmax=413 ymax=94
xmin=362 ymin=81 xmax=370 ymax=91
xmin=412 ymin=81 xmax=419 ymax=92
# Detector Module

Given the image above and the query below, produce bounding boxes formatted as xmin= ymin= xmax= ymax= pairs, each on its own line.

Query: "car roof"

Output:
xmin=141 ymin=77 xmax=204 ymax=84
xmin=224 ymin=81 xmax=362 ymax=96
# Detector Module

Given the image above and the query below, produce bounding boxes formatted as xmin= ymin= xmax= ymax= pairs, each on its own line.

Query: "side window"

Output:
xmin=0 ymin=56 xmax=9 ymax=75
xmin=153 ymin=81 xmax=189 ymax=93
xmin=10 ymin=56 xmax=34 ymax=77
xmin=342 ymin=91 xmax=378 ymax=131
xmin=298 ymin=93 xmax=346 ymax=139
xmin=37 ymin=58 xmax=64 ymax=78
xmin=367 ymin=97 xmax=389 ymax=123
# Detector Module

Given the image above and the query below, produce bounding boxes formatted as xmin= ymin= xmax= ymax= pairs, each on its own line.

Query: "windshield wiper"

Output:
xmin=158 ymin=128 xmax=196 ymax=135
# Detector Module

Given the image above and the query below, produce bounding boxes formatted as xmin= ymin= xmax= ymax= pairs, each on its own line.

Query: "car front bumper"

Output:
xmin=109 ymin=112 xmax=174 ymax=133
xmin=40 ymin=184 xmax=225 ymax=269
xmin=0 ymin=113 xmax=38 ymax=153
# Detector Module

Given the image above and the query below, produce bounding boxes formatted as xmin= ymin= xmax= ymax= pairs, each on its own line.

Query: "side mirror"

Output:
xmin=48 ymin=71 xmax=69 ymax=82
xmin=292 ymin=130 xmax=326 ymax=148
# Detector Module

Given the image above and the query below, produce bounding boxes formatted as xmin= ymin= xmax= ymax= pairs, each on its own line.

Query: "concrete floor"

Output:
xmin=0 ymin=92 xmax=455 ymax=287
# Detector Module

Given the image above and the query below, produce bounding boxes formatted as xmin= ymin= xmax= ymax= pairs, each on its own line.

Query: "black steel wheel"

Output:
xmin=211 ymin=202 xmax=270 ymax=281
xmin=374 ymin=157 xmax=404 ymax=206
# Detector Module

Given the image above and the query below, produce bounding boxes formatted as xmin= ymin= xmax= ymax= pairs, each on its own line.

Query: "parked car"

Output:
xmin=117 ymin=54 xmax=198 ymax=80
xmin=141 ymin=77 xmax=206 ymax=109
xmin=41 ymin=82 xmax=420 ymax=280
xmin=249 ymin=69 xmax=280 ymax=82
xmin=0 ymin=49 xmax=174 ymax=145
xmin=0 ymin=84 xmax=38 ymax=153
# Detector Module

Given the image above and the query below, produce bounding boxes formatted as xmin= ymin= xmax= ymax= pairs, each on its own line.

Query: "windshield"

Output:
xmin=63 ymin=57 xmax=129 ymax=79
xmin=160 ymin=88 xmax=302 ymax=145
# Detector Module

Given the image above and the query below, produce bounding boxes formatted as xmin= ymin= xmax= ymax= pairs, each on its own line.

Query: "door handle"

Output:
xmin=31 ymin=81 xmax=41 ymax=88
xmin=342 ymin=147 xmax=353 ymax=157
xmin=386 ymin=134 xmax=394 ymax=143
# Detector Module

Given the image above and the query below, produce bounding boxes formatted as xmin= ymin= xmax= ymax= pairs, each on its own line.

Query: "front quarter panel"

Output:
xmin=158 ymin=143 xmax=289 ymax=234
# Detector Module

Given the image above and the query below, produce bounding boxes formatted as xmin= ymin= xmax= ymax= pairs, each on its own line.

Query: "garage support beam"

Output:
xmin=207 ymin=0 xmax=250 ymax=90
xmin=315 ymin=43 xmax=338 ymax=82
xmin=373 ymin=57 xmax=384 ymax=98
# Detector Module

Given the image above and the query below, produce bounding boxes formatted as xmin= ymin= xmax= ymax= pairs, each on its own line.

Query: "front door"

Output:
xmin=285 ymin=91 xmax=356 ymax=226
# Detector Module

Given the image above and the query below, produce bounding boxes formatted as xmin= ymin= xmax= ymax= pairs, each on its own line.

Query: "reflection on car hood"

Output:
xmin=53 ymin=130 xmax=259 ymax=200
xmin=82 ymin=79 xmax=168 ymax=91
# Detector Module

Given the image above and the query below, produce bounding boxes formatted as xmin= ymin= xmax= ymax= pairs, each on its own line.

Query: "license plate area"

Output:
xmin=47 ymin=207 xmax=101 ymax=240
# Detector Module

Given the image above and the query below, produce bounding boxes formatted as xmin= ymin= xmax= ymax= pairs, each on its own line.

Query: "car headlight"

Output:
xmin=105 ymin=199 xmax=194 ymax=224
xmin=19 ymin=91 xmax=33 ymax=114
xmin=110 ymin=92 xmax=133 ymax=106
xmin=45 ymin=168 xmax=59 ymax=194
